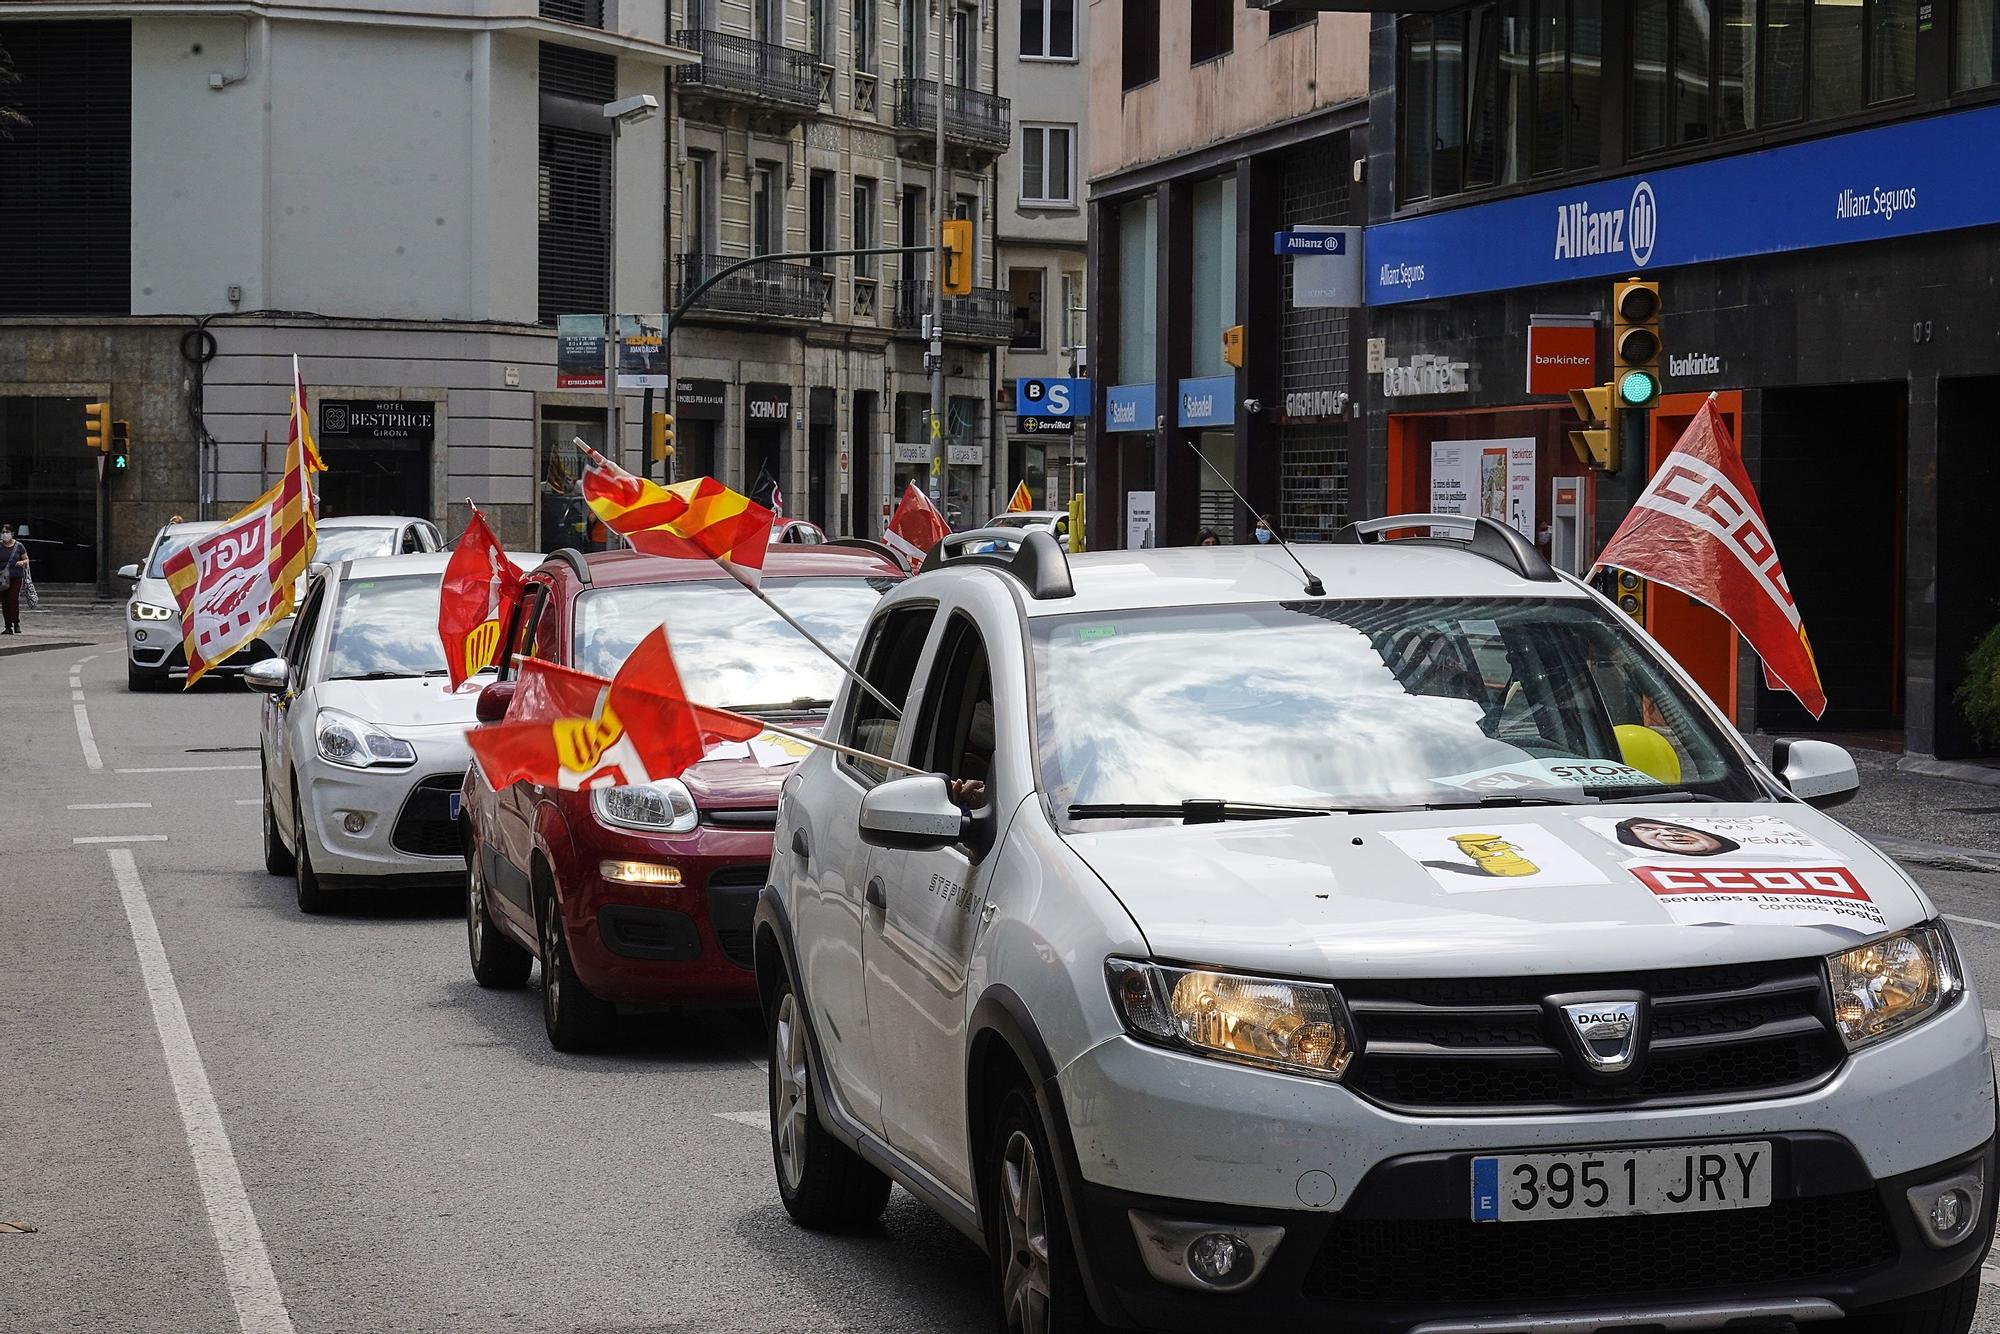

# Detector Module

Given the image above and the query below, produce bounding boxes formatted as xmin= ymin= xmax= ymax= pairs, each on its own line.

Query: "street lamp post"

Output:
xmin=601 ymin=93 xmax=660 ymax=477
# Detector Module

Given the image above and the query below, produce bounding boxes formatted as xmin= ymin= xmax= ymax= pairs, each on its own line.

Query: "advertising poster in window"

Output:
xmin=1430 ymin=438 xmax=1537 ymax=539
xmin=1125 ymin=490 xmax=1156 ymax=550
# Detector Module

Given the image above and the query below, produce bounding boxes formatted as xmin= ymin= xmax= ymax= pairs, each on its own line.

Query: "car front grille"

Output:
xmin=706 ymin=864 xmax=766 ymax=969
xmin=390 ymin=774 xmax=465 ymax=859
xmin=1302 ymin=1189 xmax=1897 ymax=1305
xmin=1342 ymin=959 xmax=1843 ymax=1112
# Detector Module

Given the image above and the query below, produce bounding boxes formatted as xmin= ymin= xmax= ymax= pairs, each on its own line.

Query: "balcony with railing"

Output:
xmin=892 ymin=80 xmax=1011 ymax=154
xmin=673 ymin=29 xmax=820 ymax=112
xmin=890 ymin=281 xmax=1011 ymax=342
xmin=678 ymin=253 xmax=832 ymax=321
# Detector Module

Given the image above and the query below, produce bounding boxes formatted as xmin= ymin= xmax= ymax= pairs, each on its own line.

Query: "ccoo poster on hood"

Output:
xmin=1580 ymin=813 xmax=1884 ymax=934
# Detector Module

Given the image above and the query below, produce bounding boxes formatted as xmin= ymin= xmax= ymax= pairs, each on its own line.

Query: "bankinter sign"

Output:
xmin=1526 ymin=323 xmax=1597 ymax=395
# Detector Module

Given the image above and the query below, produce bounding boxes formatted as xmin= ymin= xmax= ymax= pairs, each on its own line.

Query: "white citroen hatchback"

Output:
xmin=756 ymin=518 xmax=1992 ymax=1334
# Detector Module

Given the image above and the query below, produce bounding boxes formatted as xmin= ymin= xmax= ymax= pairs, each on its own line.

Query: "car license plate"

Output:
xmin=448 ymin=792 xmax=462 ymax=821
xmin=1470 ymin=1141 xmax=1772 ymax=1223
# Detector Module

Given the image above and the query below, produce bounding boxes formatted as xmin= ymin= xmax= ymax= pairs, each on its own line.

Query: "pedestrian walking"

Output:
xmin=0 ymin=527 xmax=29 ymax=634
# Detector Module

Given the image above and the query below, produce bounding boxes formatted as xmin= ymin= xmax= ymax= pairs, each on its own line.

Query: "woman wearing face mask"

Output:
xmin=0 ymin=528 xmax=29 ymax=634
xmin=1254 ymin=515 xmax=1277 ymax=544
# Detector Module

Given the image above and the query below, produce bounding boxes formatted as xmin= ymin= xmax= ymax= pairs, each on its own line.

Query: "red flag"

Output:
xmin=884 ymin=481 xmax=950 ymax=572
xmin=438 ymin=502 xmax=525 ymax=691
xmin=1006 ymin=480 xmax=1033 ymax=513
xmin=578 ymin=445 xmax=775 ymax=587
xmin=468 ymin=626 xmax=761 ymax=791
xmin=1593 ymin=398 xmax=1827 ymax=717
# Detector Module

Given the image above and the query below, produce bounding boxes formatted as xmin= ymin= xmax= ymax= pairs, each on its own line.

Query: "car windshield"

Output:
xmin=146 ymin=531 xmax=203 ymax=577
xmin=1032 ymin=597 xmax=1765 ymax=819
xmin=574 ymin=577 xmax=894 ymax=711
xmin=323 ymin=573 xmax=448 ymax=680
xmin=314 ymin=527 xmax=400 ymax=565
xmin=987 ymin=515 xmax=1046 ymax=528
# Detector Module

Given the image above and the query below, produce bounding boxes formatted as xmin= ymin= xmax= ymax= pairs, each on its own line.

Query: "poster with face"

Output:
xmin=1379 ymin=823 xmax=1610 ymax=893
xmin=1581 ymin=814 xmax=1884 ymax=933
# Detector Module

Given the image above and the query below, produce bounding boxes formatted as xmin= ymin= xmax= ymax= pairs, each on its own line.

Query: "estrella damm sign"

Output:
xmin=462 ymin=619 xmax=502 ymax=679
xmin=553 ymin=703 xmax=625 ymax=774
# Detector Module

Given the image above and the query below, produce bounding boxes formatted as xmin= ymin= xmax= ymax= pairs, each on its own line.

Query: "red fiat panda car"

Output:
xmin=461 ymin=542 xmax=903 ymax=1050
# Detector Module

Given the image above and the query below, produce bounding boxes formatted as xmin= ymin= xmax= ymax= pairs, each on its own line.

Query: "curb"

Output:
xmin=1870 ymin=834 xmax=2000 ymax=875
xmin=1898 ymin=756 xmax=2000 ymax=790
xmin=0 ymin=638 xmax=93 ymax=658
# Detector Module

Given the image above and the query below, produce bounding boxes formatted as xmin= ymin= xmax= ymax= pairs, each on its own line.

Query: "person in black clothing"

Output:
xmin=0 ymin=528 xmax=29 ymax=634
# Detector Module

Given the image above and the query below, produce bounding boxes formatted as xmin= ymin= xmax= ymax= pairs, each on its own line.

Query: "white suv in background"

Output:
xmin=755 ymin=519 xmax=1993 ymax=1334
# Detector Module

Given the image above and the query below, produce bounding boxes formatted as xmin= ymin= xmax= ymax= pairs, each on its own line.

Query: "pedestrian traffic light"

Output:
xmin=940 ymin=218 xmax=974 ymax=296
xmin=648 ymin=411 xmax=674 ymax=463
xmin=110 ymin=419 xmax=131 ymax=473
xmin=1566 ymin=383 xmax=1618 ymax=472
xmin=1612 ymin=279 xmax=1661 ymax=409
xmin=83 ymin=400 xmax=111 ymax=453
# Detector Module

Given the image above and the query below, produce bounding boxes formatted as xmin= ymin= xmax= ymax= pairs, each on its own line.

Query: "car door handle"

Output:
xmin=865 ymin=877 xmax=887 ymax=912
xmin=791 ymin=828 xmax=810 ymax=862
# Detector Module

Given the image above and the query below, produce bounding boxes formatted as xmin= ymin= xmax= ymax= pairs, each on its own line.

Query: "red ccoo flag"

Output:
xmin=468 ymin=625 xmax=761 ymax=791
xmin=1593 ymin=397 xmax=1827 ymax=717
xmin=438 ymin=501 xmax=526 ymax=691
xmin=884 ymin=481 xmax=950 ymax=572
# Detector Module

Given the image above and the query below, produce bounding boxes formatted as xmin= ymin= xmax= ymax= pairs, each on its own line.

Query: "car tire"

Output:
xmin=539 ymin=889 xmax=610 ymax=1051
xmin=1837 ymin=1271 xmax=1981 ymax=1334
xmin=293 ymin=788 xmax=337 ymax=915
xmin=261 ymin=767 xmax=295 ymax=877
xmin=985 ymin=1087 xmax=1102 ymax=1334
xmin=467 ymin=854 xmax=530 ymax=989
xmin=767 ymin=979 xmax=892 ymax=1230
xmin=127 ymin=661 xmax=165 ymax=692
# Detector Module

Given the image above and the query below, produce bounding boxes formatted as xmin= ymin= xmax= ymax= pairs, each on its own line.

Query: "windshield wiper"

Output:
xmin=722 ymin=697 xmax=833 ymax=714
xmin=330 ymin=670 xmax=426 ymax=682
xmin=1420 ymin=793 xmax=1601 ymax=809
xmin=1068 ymin=800 xmax=1358 ymax=824
xmin=1594 ymin=789 xmax=1727 ymax=804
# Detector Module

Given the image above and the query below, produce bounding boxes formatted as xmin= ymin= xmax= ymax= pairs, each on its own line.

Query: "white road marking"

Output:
xmin=1945 ymin=913 xmax=2000 ymax=934
xmin=73 ymin=835 xmax=170 ymax=845
xmin=714 ymin=1110 xmax=770 ymax=1131
xmin=69 ymin=802 xmax=153 ymax=811
xmin=72 ymin=704 xmax=103 ymax=772
xmin=114 ymin=765 xmax=259 ymax=775
xmin=71 ymin=689 xmax=85 ymax=702
xmin=107 ymin=849 xmax=296 ymax=1334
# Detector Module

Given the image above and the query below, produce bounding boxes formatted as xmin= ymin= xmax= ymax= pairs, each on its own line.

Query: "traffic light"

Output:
xmin=83 ymin=400 xmax=111 ymax=453
xmin=1566 ymin=383 xmax=1618 ymax=472
xmin=1612 ymin=278 xmax=1661 ymax=409
xmin=1607 ymin=568 xmax=1646 ymax=624
xmin=940 ymin=217 xmax=973 ymax=296
xmin=648 ymin=411 xmax=674 ymax=463
xmin=110 ymin=419 xmax=131 ymax=473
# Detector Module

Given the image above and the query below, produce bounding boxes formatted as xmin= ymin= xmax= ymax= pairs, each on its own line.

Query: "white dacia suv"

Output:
xmin=753 ymin=517 xmax=1993 ymax=1334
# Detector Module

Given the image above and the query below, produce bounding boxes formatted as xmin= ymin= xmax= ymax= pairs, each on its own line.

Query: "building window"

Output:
xmin=1059 ymin=271 xmax=1081 ymax=351
xmin=536 ymin=45 xmax=617 ymax=324
xmin=0 ymin=20 xmax=132 ymax=317
xmin=683 ymin=150 xmax=717 ymax=255
xmin=903 ymin=0 xmax=927 ymax=79
xmin=1271 ymin=10 xmax=1314 ymax=36
xmin=1189 ymin=175 xmax=1237 ymax=378
xmin=1122 ymin=0 xmax=1161 ymax=88
xmin=853 ymin=0 xmax=877 ymax=70
xmin=1010 ymin=268 xmax=1046 ymax=351
xmin=952 ymin=6 xmax=974 ymax=86
xmin=753 ymin=162 xmax=784 ymax=256
xmin=1115 ymin=196 xmax=1158 ymax=384
xmin=1191 ymin=0 xmax=1234 ymax=64
xmin=540 ymin=0 xmax=605 ymax=27
xmin=1959 ymin=0 xmax=2000 ymax=86
xmin=853 ymin=177 xmax=879 ymax=278
xmin=1022 ymin=0 xmax=1078 ymax=58
xmin=809 ymin=0 xmax=829 ymax=60
xmin=809 ymin=171 xmax=835 ymax=268
xmin=1020 ymin=124 xmax=1076 ymax=206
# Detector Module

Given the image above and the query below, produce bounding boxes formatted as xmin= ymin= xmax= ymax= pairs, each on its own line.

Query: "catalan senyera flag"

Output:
xmin=1006 ymin=480 xmax=1033 ymax=513
xmin=468 ymin=625 xmax=761 ymax=791
xmin=580 ymin=446 xmax=776 ymax=587
xmin=438 ymin=502 xmax=525 ymax=691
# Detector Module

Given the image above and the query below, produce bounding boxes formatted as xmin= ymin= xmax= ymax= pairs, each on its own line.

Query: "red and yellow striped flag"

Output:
xmin=269 ymin=355 xmax=325 ymax=600
xmin=580 ymin=447 xmax=775 ymax=587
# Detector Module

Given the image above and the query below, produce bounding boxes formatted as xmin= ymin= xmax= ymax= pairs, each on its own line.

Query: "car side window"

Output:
xmin=840 ymin=604 xmax=937 ymax=785
xmin=910 ymin=613 xmax=995 ymax=792
xmin=421 ymin=521 xmax=442 ymax=550
xmin=288 ymin=581 xmax=329 ymax=690
xmin=400 ymin=525 xmax=424 ymax=554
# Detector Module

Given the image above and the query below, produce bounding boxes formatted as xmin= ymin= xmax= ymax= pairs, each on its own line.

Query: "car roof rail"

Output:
xmin=1334 ymin=513 xmax=1559 ymax=583
xmin=549 ymin=547 xmax=594 ymax=586
xmin=922 ymin=527 xmax=1075 ymax=600
xmin=825 ymin=536 xmax=901 ymax=567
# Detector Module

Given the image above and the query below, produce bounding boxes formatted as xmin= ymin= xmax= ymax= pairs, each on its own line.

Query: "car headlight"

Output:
xmin=591 ymin=779 xmax=698 ymax=834
xmin=130 ymin=600 xmax=174 ymax=621
xmin=1105 ymin=959 xmax=1356 ymax=1081
xmin=1827 ymin=923 xmax=1963 ymax=1051
xmin=315 ymin=708 xmax=418 ymax=769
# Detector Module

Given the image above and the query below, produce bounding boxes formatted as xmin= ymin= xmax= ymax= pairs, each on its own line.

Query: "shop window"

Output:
xmin=1122 ymin=0 xmax=1160 ymax=88
xmin=1191 ymin=0 xmax=1234 ymax=64
xmin=1010 ymin=268 xmax=1045 ymax=351
xmin=1189 ymin=176 xmax=1237 ymax=379
xmin=1956 ymin=0 xmax=2000 ymax=87
xmin=1022 ymin=0 xmax=1077 ymax=59
xmin=1021 ymin=124 xmax=1076 ymax=206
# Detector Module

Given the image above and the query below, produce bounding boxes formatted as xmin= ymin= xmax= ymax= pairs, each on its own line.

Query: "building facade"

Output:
xmin=1359 ymin=1 xmax=2000 ymax=759
xmin=0 ymin=1 xmax=692 ymax=575
xmin=1082 ymin=0 xmax=1369 ymax=552
xmin=665 ymin=0 xmax=1011 ymax=539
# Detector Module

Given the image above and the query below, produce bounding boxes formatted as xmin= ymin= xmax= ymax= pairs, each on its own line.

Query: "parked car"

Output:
xmin=249 ymin=550 xmax=535 ymax=913
xmin=756 ymin=521 xmax=1993 ymax=1334
xmin=461 ymin=542 xmax=904 ymax=1051
xmin=312 ymin=514 xmax=444 ymax=566
xmin=983 ymin=508 xmax=1072 ymax=551
xmin=770 ymin=519 xmax=829 ymax=545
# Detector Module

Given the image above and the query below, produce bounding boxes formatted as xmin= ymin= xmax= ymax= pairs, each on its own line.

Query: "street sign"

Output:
xmin=1273 ymin=229 xmax=1349 ymax=256
xmin=1018 ymin=416 xmax=1076 ymax=436
xmin=1014 ymin=377 xmax=1092 ymax=418
xmin=1285 ymin=226 xmax=1365 ymax=309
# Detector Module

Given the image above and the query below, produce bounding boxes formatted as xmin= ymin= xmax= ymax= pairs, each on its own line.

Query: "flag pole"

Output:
xmin=704 ymin=705 xmax=925 ymax=777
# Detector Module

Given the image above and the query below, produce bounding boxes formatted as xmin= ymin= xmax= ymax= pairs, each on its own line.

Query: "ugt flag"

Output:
xmin=163 ymin=502 xmax=286 ymax=686
xmin=468 ymin=625 xmax=760 ymax=791
xmin=438 ymin=502 xmax=525 ymax=691
xmin=1593 ymin=397 xmax=1827 ymax=717
xmin=884 ymin=481 xmax=950 ymax=572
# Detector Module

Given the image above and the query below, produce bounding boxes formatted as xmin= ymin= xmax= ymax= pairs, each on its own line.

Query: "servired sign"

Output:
xmin=1527 ymin=322 xmax=1597 ymax=395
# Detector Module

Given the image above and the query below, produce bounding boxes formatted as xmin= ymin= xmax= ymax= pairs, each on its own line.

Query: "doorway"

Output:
xmin=850 ymin=390 xmax=876 ymax=538
xmin=1933 ymin=376 xmax=2000 ymax=757
xmin=318 ymin=440 xmax=431 ymax=521
xmin=0 ymin=396 xmax=97 ymax=582
xmin=808 ymin=387 xmax=836 ymax=533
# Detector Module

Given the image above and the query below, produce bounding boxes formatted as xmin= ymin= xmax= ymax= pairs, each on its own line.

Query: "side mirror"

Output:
xmin=859 ymin=774 xmax=968 ymax=852
xmin=117 ymin=563 xmax=140 ymax=581
xmin=243 ymin=657 xmax=289 ymax=695
xmin=1772 ymin=737 xmax=1859 ymax=809
xmin=475 ymin=678 xmax=517 ymax=724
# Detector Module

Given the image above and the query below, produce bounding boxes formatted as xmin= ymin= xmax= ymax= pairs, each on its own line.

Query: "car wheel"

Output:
xmin=538 ymin=890 xmax=610 ymax=1051
xmin=127 ymin=661 xmax=165 ymax=692
xmin=261 ymin=765 xmax=295 ymax=876
xmin=987 ymin=1087 xmax=1101 ymax=1334
xmin=767 ymin=979 xmax=891 ymax=1230
xmin=1837 ymin=1271 xmax=1981 ymax=1334
xmin=467 ymin=853 xmax=530 ymax=989
xmin=293 ymin=788 xmax=337 ymax=915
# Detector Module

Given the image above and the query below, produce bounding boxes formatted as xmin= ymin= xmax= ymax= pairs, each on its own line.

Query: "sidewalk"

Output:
xmin=1747 ymin=734 xmax=2000 ymax=868
xmin=0 ymin=598 xmax=124 ymax=657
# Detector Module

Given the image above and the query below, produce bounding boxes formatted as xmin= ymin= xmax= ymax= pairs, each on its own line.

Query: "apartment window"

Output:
xmin=899 ymin=185 xmax=926 ymax=286
xmin=809 ymin=171 xmax=836 ymax=268
xmin=1059 ymin=271 xmax=1081 ymax=351
xmin=1191 ymin=0 xmax=1234 ymax=64
xmin=853 ymin=177 xmax=879 ymax=278
xmin=903 ymin=0 xmax=927 ymax=79
xmin=951 ymin=6 xmax=973 ymax=86
xmin=1022 ymin=0 xmax=1077 ymax=58
xmin=753 ymin=163 xmax=784 ymax=256
xmin=684 ymin=0 xmax=711 ymax=27
xmin=1271 ymin=10 xmax=1314 ymax=36
xmin=1122 ymin=0 xmax=1161 ymax=88
xmin=853 ymin=0 xmax=877 ymax=70
xmin=1020 ymin=124 xmax=1076 ymax=206
xmin=809 ymin=0 xmax=829 ymax=60
xmin=754 ymin=0 xmax=781 ymax=43
xmin=541 ymin=0 xmax=605 ymax=27
xmin=0 ymin=20 xmax=132 ymax=316
xmin=683 ymin=150 xmax=717 ymax=255
xmin=537 ymin=44 xmax=617 ymax=324
xmin=1959 ymin=0 xmax=2000 ymax=87
xmin=1010 ymin=268 xmax=1046 ymax=351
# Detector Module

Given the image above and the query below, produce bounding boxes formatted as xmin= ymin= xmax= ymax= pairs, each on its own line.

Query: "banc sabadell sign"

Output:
xmin=1366 ymin=102 xmax=2000 ymax=306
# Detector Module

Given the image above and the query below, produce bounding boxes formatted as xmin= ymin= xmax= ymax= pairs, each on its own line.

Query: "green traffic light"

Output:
xmin=112 ymin=452 xmax=128 ymax=472
xmin=1617 ymin=369 xmax=1659 ymax=406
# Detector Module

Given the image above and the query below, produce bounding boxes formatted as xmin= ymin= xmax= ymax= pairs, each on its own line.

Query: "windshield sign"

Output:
xmin=324 ymin=574 xmax=448 ymax=680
